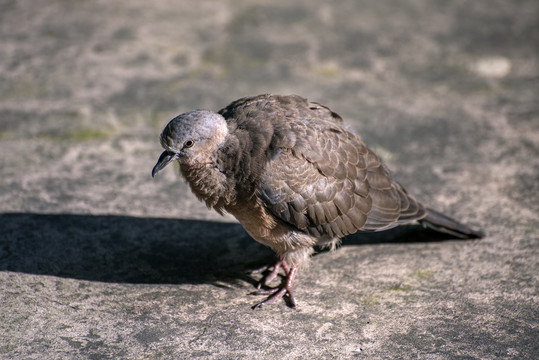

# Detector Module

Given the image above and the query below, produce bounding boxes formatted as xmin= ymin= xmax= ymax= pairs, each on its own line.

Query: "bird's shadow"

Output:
xmin=0 ymin=213 xmax=462 ymax=286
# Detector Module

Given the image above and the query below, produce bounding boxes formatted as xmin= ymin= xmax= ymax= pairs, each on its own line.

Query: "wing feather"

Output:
xmin=248 ymin=95 xmax=427 ymax=240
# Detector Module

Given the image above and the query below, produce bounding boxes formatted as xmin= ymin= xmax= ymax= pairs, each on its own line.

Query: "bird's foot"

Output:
xmin=250 ymin=263 xmax=298 ymax=309
xmin=251 ymin=259 xmax=291 ymax=289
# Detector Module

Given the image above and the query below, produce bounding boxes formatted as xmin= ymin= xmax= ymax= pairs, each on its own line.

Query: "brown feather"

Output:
xmin=156 ymin=94 xmax=481 ymax=266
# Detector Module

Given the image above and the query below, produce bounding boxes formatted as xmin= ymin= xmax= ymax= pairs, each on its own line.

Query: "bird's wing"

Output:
xmin=257 ymin=120 xmax=426 ymax=239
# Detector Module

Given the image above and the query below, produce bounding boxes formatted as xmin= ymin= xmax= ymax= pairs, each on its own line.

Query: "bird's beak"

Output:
xmin=152 ymin=150 xmax=177 ymax=177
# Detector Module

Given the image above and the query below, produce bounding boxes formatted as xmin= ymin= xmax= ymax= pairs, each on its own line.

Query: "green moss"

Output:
xmin=0 ymin=130 xmax=15 ymax=140
xmin=314 ymin=65 xmax=341 ymax=77
xmin=41 ymin=128 xmax=111 ymax=142
xmin=360 ymin=294 xmax=380 ymax=306
xmin=388 ymin=283 xmax=413 ymax=292
xmin=68 ymin=128 xmax=110 ymax=141
xmin=1 ymin=75 xmax=42 ymax=99
xmin=413 ymin=269 xmax=435 ymax=280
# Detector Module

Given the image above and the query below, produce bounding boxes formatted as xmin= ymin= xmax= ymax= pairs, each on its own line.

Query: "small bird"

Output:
xmin=152 ymin=94 xmax=483 ymax=308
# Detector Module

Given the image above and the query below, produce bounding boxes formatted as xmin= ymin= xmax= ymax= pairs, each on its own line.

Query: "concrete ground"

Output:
xmin=0 ymin=0 xmax=537 ymax=359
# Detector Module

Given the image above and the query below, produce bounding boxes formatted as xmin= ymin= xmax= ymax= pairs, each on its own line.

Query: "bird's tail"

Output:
xmin=420 ymin=208 xmax=485 ymax=239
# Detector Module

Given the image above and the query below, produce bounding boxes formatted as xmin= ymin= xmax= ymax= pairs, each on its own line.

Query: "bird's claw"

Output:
xmin=250 ymin=261 xmax=298 ymax=309
xmin=251 ymin=259 xmax=290 ymax=288
xmin=251 ymin=286 xmax=296 ymax=309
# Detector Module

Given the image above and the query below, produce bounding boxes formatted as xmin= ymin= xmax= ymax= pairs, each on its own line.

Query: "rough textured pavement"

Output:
xmin=1 ymin=0 xmax=538 ymax=359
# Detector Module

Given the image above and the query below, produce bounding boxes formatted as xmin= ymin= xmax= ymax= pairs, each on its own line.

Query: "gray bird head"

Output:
xmin=152 ymin=110 xmax=228 ymax=177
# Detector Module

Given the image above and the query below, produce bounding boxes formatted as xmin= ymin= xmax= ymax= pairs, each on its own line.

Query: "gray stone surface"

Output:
xmin=0 ymin=0 xmax=537 ymax=358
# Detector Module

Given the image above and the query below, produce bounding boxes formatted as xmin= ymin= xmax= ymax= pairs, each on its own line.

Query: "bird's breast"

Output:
xmin=226 ymin=197 xmax=316 ymax=255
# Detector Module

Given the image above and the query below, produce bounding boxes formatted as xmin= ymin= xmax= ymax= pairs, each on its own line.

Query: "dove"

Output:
xmin=152 ymin=94 xmax=484 ymax=308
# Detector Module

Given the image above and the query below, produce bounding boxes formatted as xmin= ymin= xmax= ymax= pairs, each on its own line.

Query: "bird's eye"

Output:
xmin=183 ymin=140 xmax=194 ymax=148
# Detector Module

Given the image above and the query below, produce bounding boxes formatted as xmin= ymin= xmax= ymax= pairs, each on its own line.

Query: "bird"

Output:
xmin=152 ymin=94 xmax=484 ymax=309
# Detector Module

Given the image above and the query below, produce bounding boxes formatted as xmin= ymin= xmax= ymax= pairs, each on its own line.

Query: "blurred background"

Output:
xmin=1 ymin=0 xmax=536 ymax=220
xmin=0 ymin=0 xmax=537 ymax=358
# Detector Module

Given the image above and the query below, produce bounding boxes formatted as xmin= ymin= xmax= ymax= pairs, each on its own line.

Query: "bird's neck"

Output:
xmin=180 ymin=161 xmax=236 ymax=214
xmin=178 ymin=131 xmax=270 ymax=215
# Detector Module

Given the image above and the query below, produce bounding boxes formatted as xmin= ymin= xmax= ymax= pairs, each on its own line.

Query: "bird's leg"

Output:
xmin=251 ymin=259 xmax=289 ymax=289
xmin=251 ymin=264 xmax=298 ymax=309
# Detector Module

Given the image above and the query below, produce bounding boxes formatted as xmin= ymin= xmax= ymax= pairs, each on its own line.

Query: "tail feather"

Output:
xmin=420 ymin=208 xmax=485 ymax=239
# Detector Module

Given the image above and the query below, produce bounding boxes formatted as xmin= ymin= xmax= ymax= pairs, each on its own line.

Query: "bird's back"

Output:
xmin=217 ymin=94 xmax=427 ymax=242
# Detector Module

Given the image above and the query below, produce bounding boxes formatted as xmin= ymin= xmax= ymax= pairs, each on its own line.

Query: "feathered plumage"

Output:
xmin=152 ymin=94 xmax=484 ymax=308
